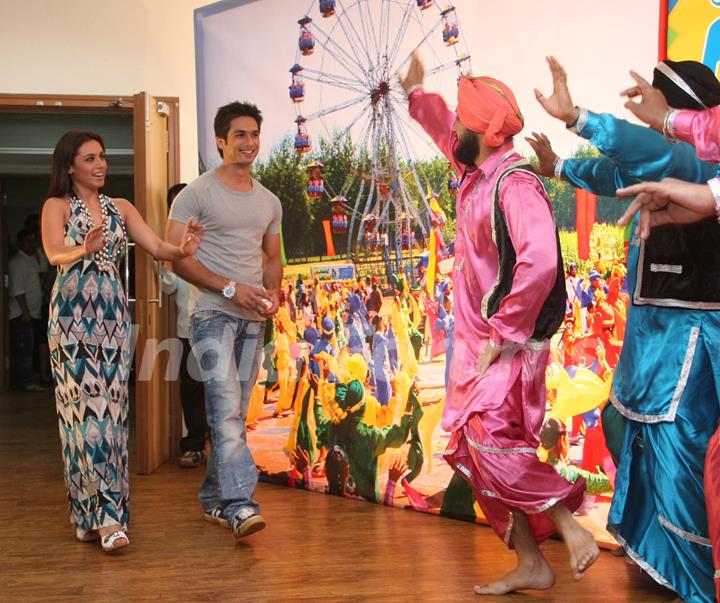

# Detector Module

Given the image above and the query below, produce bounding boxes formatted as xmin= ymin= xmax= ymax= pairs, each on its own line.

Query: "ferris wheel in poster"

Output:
xmin=289 ymin=0 xmax=471 ymax=259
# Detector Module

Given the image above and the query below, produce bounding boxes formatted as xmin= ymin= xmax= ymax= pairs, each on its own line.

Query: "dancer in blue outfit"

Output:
xmin=530 ymin=56 xmax=720 ymax=603
xmin=370 ymin=314 xmax=392 ymax=406
xmin=345 ymin=292 xmax=371 ymax=359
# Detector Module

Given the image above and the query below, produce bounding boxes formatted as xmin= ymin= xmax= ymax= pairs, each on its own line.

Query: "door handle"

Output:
xmin=124 ymin=241 xmax=135 ymax=303
xmin=124 ymin=240 xmax=162 ymax=308
xmin=148 ymin=260 xmax=163 ymax=308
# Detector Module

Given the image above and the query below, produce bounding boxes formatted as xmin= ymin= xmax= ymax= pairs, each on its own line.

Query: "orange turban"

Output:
xmin=456 ymin=77 xmax=524 ymax=148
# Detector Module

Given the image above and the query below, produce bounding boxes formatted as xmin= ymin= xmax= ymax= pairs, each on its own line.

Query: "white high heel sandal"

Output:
xmin=100 ymin=530 xmax=129 ymax=552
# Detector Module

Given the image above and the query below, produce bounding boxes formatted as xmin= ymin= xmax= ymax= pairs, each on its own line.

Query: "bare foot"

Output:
xmin=474 ymin=558 xmax=555 ymax=595
xmin=563 ymin=525 xmax=599 ymax=580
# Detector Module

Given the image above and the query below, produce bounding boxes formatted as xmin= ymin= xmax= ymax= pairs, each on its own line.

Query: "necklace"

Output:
xmin=69 ymin=191 xmax=127 ymax=273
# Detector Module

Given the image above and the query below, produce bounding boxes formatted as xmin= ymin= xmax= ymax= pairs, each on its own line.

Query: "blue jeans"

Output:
xmin=190 ymin=310 xmax=264 ymax=520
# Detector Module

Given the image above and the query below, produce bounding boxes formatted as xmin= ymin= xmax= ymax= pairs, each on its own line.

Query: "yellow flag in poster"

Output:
xmin=427 ymin=227 xmax=437 ymax=297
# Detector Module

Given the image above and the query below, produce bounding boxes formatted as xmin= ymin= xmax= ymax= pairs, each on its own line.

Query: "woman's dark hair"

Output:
xmin=47 ymin=131 xmax=105 ymax=199
xmin=325 ymin=446 xmax=350 ymax=496
xmin=372 ymin=314 xmax=383 ymax=331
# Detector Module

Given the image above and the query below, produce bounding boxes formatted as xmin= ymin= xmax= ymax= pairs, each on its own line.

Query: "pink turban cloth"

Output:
xmin=456 ymin=77 xmax=524 ymax=148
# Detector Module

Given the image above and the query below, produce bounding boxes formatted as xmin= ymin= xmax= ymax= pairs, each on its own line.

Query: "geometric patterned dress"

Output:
xmin=48 ymin=195 xmax=131 ymax=532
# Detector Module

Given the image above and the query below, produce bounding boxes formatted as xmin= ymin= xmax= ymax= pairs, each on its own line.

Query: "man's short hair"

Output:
xmin=167 ymin=183 xmax=187 ymax=207
xmin=214 ymin=101 xmax=263 ymax=158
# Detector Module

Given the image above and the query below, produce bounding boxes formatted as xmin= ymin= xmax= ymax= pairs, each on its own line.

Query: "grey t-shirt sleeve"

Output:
xmin=267 ymin=195 xmax=283 ymax=236
xmin=168 ymin=186 xmax=199 ymax=225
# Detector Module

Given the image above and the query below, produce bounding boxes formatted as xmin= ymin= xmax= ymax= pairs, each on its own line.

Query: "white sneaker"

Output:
xmin=231 ymin=508 xmax=266 ymax=539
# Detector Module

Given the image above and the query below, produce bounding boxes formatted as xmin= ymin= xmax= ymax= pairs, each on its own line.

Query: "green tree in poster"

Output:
xmin=255 ymin=132 xmax=631 ymax=260
xmin=254 ymin=136 xmax=312 ymax=257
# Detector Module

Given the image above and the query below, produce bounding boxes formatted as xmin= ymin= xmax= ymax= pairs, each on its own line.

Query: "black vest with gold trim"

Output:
xmin=481 ymin=161 xmax=566 ymax=340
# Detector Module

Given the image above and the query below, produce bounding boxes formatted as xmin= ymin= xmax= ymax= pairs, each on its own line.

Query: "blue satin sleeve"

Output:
xmin=565 ymin=110 xmax=717 ymax=189
xmin=562 ymin=156 xmax=622 ymax=196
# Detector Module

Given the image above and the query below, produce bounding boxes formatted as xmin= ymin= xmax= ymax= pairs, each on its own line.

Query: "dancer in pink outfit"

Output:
xmin=401 ymin=53 xmax=598 ymax=596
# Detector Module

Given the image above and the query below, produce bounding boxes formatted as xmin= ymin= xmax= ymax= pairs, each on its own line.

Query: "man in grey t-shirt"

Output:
xmin=166 ymin=101 xmax=282 ymax=540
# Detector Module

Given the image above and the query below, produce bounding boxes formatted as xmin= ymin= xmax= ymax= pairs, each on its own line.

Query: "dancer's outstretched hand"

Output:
xmin=400 ymin=51 xmax=424 ymax=94
xmin=620 ymin=71 xmax=669 ymax=132
xmin=526 ymin=132 xmax=559 ymax=177
xmin=616 ymin=178 xmax=714 ymax=239
xmin=534 ymin=56 xmax=579 ymax=125
xmin=617 ymin=178 xmax=715 ymax=218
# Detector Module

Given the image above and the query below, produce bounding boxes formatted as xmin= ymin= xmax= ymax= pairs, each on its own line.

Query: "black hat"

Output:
xmin=652 ymin=60 xmax=720 ymax=110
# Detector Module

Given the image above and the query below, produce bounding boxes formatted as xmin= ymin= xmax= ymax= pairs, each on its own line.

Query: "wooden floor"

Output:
xmin=0 ymin=390 xmax=676 ymax=603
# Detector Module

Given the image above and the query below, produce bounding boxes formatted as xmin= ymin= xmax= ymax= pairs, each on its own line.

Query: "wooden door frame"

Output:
xmin=132 ymin=93 xmax=183 ymax=474
xmin=0 ymin=178 xmax=7 ymax=391
xmin=0 ymin=92 xmax=181 ymax=471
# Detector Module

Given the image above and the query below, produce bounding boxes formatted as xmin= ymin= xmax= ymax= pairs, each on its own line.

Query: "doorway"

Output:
xmin=0 ymin=93 xmax=181 ymax=474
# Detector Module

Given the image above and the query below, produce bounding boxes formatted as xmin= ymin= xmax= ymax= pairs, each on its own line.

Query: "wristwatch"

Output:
xmin=221 ymin=280 xmax=236 ymax=299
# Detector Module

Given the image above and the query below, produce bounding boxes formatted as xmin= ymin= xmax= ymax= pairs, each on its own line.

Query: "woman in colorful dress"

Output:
xmin=41 ymin=131 xmax=203 ymax=552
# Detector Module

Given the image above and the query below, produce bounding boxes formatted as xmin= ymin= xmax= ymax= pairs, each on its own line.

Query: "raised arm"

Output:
xmin=536 ymin=58 xmax=716 ymax=187
xmin=401 ymin=52 xmax=462 ymax=172
xmin=620 ymin=67 xmax=720 ymax=157
xmin=526 ymin=131 xmax=620 ymax=196
xmin=567 ymin=110 xmax=716 ymax=184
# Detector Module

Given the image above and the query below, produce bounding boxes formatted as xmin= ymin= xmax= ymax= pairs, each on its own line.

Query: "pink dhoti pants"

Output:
xmin=445 ymin=370 xmax=586 ymax=547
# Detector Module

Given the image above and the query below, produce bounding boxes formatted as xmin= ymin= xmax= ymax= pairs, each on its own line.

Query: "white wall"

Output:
xmin=0 ymin=0 xmax=209 ymax=183
xmin=0 ymin=0 xmax=662 ymax=177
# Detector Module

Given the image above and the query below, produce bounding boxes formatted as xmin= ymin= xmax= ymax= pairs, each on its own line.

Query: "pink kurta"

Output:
xmin=409 ymin=89 xmax=585 ymax=545
xmin=673 ymin=105 xmax=720 ymax=161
